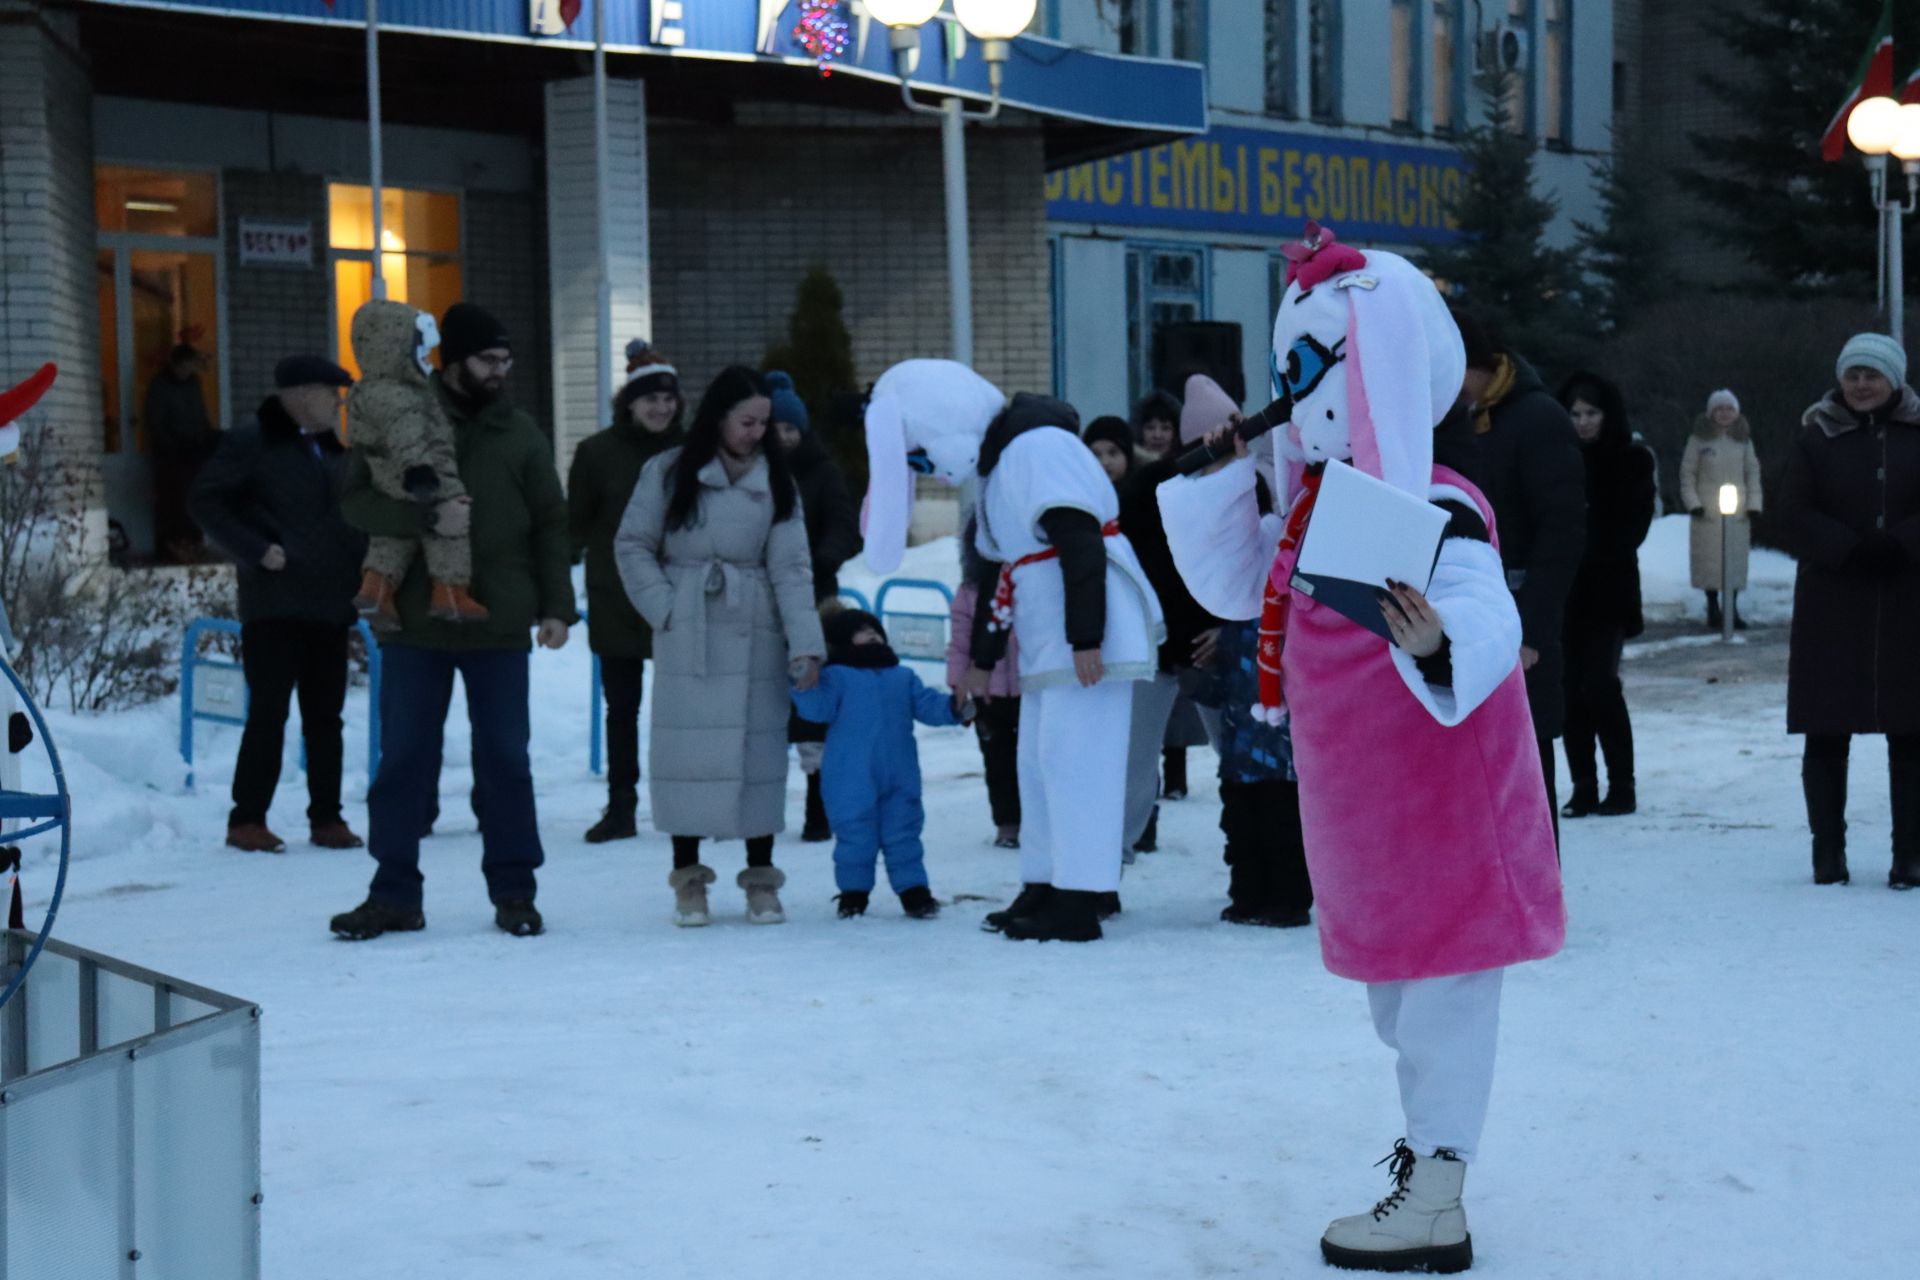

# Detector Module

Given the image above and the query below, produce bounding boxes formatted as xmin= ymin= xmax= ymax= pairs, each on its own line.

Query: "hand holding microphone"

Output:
xmin=1171 ymin=392 xmax=1294 ymax=476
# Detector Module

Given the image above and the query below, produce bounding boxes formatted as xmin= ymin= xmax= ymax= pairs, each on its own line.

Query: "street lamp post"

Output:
xmin=1845 ymin=96 xmax=1920 ymax=339
xmin=866 ymin=0 xmax=1037 ymax=368
xmin=1718 ymin=483 xmax=1740 ymax=643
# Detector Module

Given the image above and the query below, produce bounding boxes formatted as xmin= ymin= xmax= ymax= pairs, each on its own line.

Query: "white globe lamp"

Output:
xmin=1848 ymin=95 xmax=1902 ymax=156
xmin=954 ymin=0 xmax=1038 ymax=41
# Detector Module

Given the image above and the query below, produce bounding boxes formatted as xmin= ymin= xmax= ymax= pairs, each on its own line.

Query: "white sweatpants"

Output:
xmin=1366 ymin=968 xmax=1505 ymax=1164
xmin=1017 ymin=679 xmax=1134 ymax=892
xmin=1123 ymin=671 xmax=1181 ymax=848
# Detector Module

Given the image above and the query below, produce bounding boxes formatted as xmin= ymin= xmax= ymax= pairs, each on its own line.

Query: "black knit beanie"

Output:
xmin=440 ymin=303 xmax=511 ymax=367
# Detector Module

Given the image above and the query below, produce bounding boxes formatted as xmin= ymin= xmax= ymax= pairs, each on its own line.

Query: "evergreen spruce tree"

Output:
xmin=764 ymin=266 xmax=856 ymax=422
xmin=1424 ymin=68 xmax=1586 ymax=367
xmin=1575 ymin=126 xmax=1670 ymax=332
xmin=1686 ymin=0 xmax=1920 ymax=293
xmin=764 ymin=265 xmax=864 ymax=486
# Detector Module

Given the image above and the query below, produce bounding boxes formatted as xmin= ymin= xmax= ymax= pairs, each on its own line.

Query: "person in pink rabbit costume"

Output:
xmin=1158 ymin=224 xmax=1565 ymax=1274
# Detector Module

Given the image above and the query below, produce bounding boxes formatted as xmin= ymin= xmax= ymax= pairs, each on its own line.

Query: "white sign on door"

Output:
xmin=238 ymin=220 xmax=314 ymax=269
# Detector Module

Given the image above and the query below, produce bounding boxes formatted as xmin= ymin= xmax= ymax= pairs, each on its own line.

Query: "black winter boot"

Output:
xmin=1001 ymin=888 xmax=1103 ymax=942
xmin=1095 ymin=891 xmax=1122 ymax=919
xmin=1804 ymin=752 xmax=1850 ymax=885
xmin=1595 ymin=783 xmax=1637 ymax=816
xmin=835 ymin=890 xmax=870 ymax=918
xmin=494 ymin=900 xmax=544 ymax=937
xmin=1162 ymin=747 xmax=1189 ymax=800
xmin=802 ymin=773 xmax=832 ymax=843
xmin=982 ymin=883 xmax=1053 ymax=933
xmin=1133 ymin=805 xmax=1159 ymax=854
xmin=1560 ymin=782 xmax=1600 ymax=819
xmin=585 ymin=796 xmax=638 ymax=844
xmin=330 ymin=898 xmax=426 ymax=941
xmin=899 ymin=886 xmax=940 ymax=919
xmin=1705 ymin=591 xmax=1722 ymax=631
xmin=1889 ymin=750 xmax=1920 ymax=890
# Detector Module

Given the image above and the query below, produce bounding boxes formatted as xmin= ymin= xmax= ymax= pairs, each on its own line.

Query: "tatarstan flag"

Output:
xmin=1823 ymin=0 xmax=1896 ymax=161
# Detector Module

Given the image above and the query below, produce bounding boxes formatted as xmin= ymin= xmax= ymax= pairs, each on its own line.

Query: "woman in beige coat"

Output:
xmin=1681 ymin=389 xmax=1765 ymax=629
xmin=615 ymin=366 xmax=825 ymax=927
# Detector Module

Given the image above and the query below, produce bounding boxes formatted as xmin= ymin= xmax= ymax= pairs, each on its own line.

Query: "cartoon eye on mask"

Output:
xmin=906 ymin=448 xmax=935 ymax=476
xmin=1275 ymin=334 xmax=1346 ymax=405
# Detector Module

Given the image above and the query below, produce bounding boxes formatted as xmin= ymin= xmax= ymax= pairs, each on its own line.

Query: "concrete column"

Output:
xmin=0 ymin=5 xmax=102 ymax=488
xmin=545 ymin=77 xmax=650 ymax=473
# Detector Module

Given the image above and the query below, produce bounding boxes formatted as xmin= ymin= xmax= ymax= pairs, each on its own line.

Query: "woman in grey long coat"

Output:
xmin=615 ymin=366 xmax=825 ymax=926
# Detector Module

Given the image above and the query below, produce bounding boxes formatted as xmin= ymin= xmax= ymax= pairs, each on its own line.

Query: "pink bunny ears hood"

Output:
xmin=1274 ymin=225 xmax=1465 ymax=499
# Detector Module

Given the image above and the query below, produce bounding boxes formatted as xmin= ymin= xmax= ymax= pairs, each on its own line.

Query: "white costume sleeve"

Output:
xmin=1154 ymin=455 xmax=1281 ymax=622
xmin=1389 ymin=537 xmax=1522 ymax=726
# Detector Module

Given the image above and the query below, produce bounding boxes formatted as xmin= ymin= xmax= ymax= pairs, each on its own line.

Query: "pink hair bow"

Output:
xmin=1282 ymin=221 xmax=1368 ymax=291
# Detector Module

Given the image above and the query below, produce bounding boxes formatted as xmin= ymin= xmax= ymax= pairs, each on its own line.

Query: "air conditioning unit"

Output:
xmin=1479 ymin=22 xmax=1530 ymax=73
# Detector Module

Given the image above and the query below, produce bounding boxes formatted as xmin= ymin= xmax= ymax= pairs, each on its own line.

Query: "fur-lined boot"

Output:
xmin=737 ymin=866 xmax=787 ymax=925
xmin=668 ymin=864 xmax=716 ymax=927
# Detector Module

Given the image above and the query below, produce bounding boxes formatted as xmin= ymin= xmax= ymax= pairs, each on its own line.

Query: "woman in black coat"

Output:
xmin=1781 ymin=333 xmax=1920 ymax=889
xmin=1556 ymin=373 xmax=1656 ymax=818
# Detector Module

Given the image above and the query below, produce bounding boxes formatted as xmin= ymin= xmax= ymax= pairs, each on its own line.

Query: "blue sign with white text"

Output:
xmin=1045 ymin=126 xmax=1468 ymax=245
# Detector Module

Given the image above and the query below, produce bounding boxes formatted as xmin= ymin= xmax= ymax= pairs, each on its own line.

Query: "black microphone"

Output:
xmin=1171 ymin=393 xmax=1294 ymax=476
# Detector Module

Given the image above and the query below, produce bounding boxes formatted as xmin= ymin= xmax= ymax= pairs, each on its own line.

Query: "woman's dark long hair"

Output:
xmin=1555 ymin=371 xmax=1632 ymax=452
xmin=664 ymin=365 xmax=797 ymax=531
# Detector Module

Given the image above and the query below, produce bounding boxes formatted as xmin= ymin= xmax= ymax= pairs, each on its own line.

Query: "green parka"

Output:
xmin=568 ymin=419 xmax=683 ymax=659
xmin=340 ymin=374 xmax=577 ymax=650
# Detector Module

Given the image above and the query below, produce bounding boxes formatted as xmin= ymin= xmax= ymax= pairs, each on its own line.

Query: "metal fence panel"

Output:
xmin=98 ymin=971 xmax=153 ymax=1051
xmin=22 ymin=949 xmax=79 ymax=1074
xmin=2 ymin=1064 xmax=123 ymax=1276
xmin=132 ymin=1015 xmax=260 ymax=1278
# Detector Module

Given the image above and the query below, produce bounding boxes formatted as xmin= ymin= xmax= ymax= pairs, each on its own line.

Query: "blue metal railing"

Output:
xmin=180 ymin=618 xmax=383 ymax=790
xmin=874 ymin=578 xmax=955 ymax=663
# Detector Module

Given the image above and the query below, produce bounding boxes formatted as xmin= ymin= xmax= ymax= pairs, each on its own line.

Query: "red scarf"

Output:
xmin=988 ymin=519 xmax=1122 ymax=635
xmin=1256 ymin=470 xmax=1323 ymax=716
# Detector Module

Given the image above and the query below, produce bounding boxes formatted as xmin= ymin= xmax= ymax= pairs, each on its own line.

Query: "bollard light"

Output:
xmin=1718 ymin=483 xmax=1740 ymax=517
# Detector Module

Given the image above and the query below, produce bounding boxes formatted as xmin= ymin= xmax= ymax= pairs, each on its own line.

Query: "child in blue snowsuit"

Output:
xmin=790 ymin=610 xmax=968 ymax=918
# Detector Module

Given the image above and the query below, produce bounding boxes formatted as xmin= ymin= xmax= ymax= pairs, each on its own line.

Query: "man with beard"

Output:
xmin=328 ymin=302 xmax=576 ymax=941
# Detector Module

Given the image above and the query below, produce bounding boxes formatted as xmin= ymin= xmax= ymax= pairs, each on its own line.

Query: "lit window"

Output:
xmin=328 ymin=185 xmax=463 ymax=382
xmin=1265 ymin=0 xmax=1296 ymax=117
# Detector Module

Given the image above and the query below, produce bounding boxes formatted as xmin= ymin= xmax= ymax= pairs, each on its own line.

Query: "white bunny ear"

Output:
xmin=862 ymin=394 xmax=912 ymax=575
xmin=1344 ymin=258 xmax=1455 ymax=497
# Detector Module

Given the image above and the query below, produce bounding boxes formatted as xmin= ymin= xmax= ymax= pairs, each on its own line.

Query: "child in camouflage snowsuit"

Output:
xmin=346 ymin=300 xmax=485 ymax=626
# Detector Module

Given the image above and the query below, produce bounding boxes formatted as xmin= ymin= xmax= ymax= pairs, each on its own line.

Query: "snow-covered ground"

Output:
xmin=11 ymin=528 xmax=1916 ymax=1279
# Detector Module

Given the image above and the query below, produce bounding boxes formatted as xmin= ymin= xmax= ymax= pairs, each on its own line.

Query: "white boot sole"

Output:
xmin=673 ymin=912 xmax=710 ymax=927
xmin=747 ymin=911 xmax=786 ymax=925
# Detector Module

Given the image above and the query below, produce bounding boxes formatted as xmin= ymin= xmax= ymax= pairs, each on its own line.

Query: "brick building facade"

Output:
xmin=0 ymin=0 xmax=1203 ymax=565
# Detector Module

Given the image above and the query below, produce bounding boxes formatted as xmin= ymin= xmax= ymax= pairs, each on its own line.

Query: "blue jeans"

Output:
xmin=366 ymin=645 xmax=543 ymax=909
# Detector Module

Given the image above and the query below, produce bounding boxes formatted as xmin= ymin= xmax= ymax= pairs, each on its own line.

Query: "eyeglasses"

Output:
xmin=469 ymin=353 xmax=513 ymax=372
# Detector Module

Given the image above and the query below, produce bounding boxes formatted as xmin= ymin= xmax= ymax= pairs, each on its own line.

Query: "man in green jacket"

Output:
xmin=329 ymin=303 xmax=578 ymax=941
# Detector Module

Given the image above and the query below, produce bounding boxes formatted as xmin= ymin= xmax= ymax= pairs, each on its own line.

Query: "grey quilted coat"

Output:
xmin=615 ymin=448 xmax=824 ymax=837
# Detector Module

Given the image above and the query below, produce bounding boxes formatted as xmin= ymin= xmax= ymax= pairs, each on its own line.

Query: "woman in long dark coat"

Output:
xmin=567 ymin=351 xmax=684 ymax=842
xmin=1556 ymin=373 xmax=1656 ymax=818
xmin=1781 ymin=333 xmax=1920 ymax=889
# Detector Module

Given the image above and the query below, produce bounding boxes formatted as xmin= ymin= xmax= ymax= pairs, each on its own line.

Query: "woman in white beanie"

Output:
xmin=1779 ymin=333 xmax=1920 ymax=890
xmin=1680 ymin=389 xmax=1764 ymax=629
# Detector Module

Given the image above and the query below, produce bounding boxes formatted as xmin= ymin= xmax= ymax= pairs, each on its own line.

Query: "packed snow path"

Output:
xmin=21 ymin=528 xmax=1913 ymax=1278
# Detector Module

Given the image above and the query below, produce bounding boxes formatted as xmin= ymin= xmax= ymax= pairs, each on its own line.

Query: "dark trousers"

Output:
xmin=231 ymin=619 xmax=350 ymax=828
xmin=367 ymin=645 xmax=543 ymax=909
xmin=600 ymin=655 xmax=645 ymax=806
xmin=974 ymin=695 xmax=1021 ymax=828
xmin=1220 ymin=779 xmax=1314 ymax=911
xmin=1562 ymin=626 xmax=1633 ymax=793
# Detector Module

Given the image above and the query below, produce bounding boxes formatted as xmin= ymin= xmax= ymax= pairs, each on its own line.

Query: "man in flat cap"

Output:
xmin=192 ymin=354 xmax=368 ymax=854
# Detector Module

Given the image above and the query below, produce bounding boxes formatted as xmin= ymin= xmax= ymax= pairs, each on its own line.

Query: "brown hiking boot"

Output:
xmin=428 ymin=581 xmax=490 ymax=623
xmin=226 ymin=823 xmax=287 ymax=854
xmin=310 ymin=820 xmax=364 ymax=849
xmin=353 ymin=569 xmax=400 ymax=631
